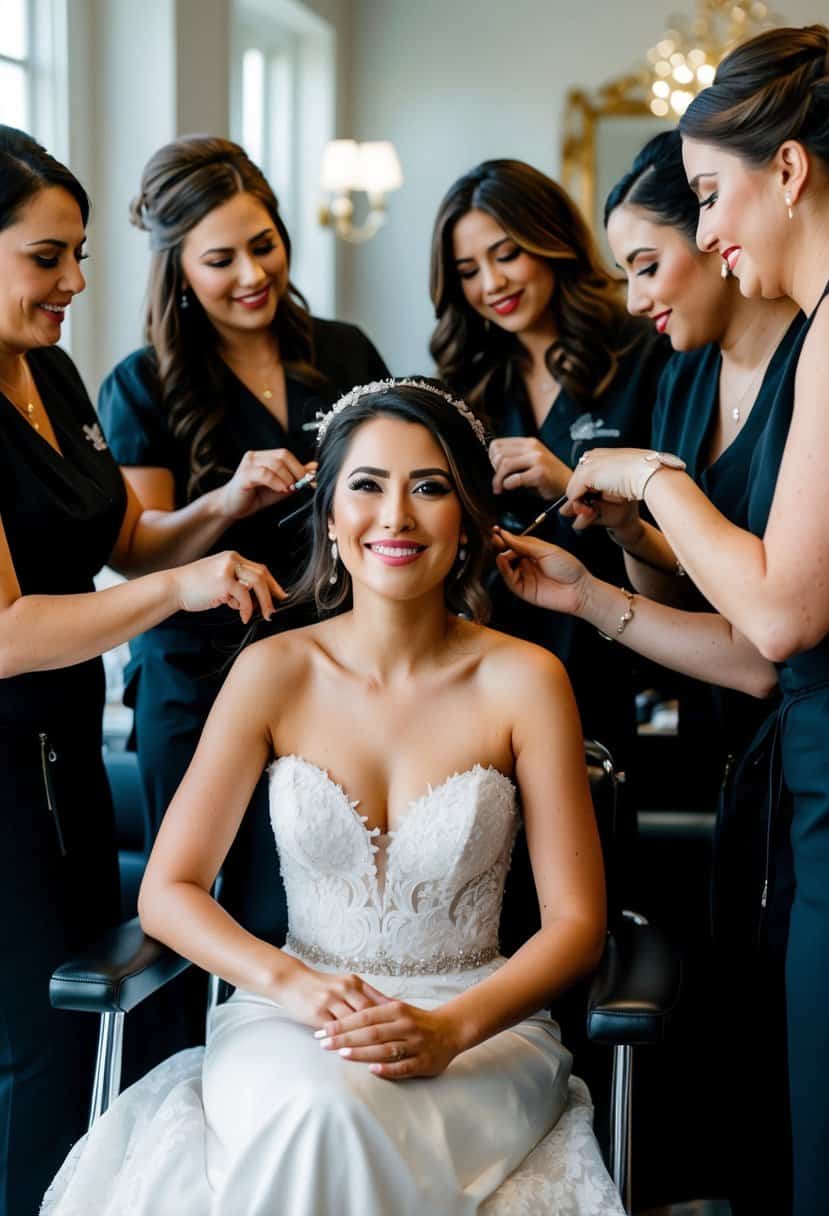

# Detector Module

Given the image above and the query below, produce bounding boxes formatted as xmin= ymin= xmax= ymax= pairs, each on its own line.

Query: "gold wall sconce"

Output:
xmin=318 ymin=140 xmax=403 ymax=244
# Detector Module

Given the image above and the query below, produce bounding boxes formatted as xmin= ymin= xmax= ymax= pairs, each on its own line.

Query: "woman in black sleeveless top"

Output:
xmin=559 ymin=28 xmax=829 ymax=1216
xmin=0 ymin=129 xmax=281 ymax=1216
xmin=500 ymin=128 xmax=804 ymax=1213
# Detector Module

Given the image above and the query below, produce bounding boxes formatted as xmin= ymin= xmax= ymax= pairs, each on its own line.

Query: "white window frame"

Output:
xmin=230 ymin=0 xmax=336 ymax=318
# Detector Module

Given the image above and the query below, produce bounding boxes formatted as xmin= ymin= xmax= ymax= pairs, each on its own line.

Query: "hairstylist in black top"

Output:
xmin=99 ymin=137 xmax=389 ymax=838
xmin=430 ymin=159 xmax=669 ymax=770
xmin=0 ymin=127 xmax=280 ymax=1216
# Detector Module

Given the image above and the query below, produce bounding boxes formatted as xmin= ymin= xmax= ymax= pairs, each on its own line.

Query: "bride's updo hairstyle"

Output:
xmin=604 ymin=129 xmax=698 ymax=245
xmin=679 ymin=24 xmax=829 ymax=170
xmin=293 ymin=380 xmax=495 ymax=621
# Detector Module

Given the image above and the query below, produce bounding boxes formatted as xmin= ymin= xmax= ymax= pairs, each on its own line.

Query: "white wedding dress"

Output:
xmin=43 ymin=757 xmax=625 ymax=1216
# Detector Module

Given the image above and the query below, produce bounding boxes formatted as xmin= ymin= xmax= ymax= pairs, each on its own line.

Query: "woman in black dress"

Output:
xmin=602 ymin=130 xmax=803 ymax=764
xmin=500 ymin=127 xmax=804 ymax=1213
xmin=0 ymin=128 xmax=280 ymax=1216
xmin=429 ymin=159 xmax=669 ymax=768
xmin=555 ymin=26 xmax=829 ymax=1215
xmin=99 ymin=137 xmax=388 ymax=837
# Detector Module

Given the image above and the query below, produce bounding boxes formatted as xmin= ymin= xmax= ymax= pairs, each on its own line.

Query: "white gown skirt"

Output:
xmin=42 ymin=960 xmax=625 ymax=1216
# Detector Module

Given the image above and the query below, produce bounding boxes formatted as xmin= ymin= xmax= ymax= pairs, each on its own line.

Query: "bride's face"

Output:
xmin=329 ymin=415 xmax=465 ymax=603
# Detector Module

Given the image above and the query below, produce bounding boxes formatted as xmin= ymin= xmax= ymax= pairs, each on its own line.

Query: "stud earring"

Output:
xmin=457 ymin=542 xmax=468 ymax=564
xmin=785 ymin=192 xmax=794 ymax=221
xmin=180 ymin=288 xmax=190 ymax=310
xmin=329 ymin=539 xmax=339 ymax=584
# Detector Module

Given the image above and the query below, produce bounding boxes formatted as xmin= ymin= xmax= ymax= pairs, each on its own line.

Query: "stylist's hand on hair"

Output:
xmin=489 ymin=437 xmax=570 ymax=499
xmin=218 ymin=449 xmax=317 ymax=521
xmin=171 ymin=550 xmax=286 ymax=623
xmin=494 ymin=527 xmax=589 ymax=616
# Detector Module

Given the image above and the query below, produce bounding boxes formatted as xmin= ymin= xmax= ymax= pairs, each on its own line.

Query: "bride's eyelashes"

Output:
xmin=345 ymin=477 xmax=454 ymax=497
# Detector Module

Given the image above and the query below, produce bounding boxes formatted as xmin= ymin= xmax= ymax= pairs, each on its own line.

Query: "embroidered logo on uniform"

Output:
xmin=569 ymin=413 xmax=621 ymax=442
xmin=82 ymin=423 xmax=108 ymax=451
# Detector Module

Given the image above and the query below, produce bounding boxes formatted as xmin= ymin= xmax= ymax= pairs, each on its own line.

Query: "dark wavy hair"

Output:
xmin=130 ymin=136 xmax=321 ymax=499
xmin=290 ymin=380 xmax=495 ymax=622
xmin=0 ymin=125 xmax=89 ymax=231
xmin=604 ymin=129 xmax=698 ymax=245
xmin=429 ymin=159 xmax=632 ymax=420
xmin=680 ymin=24 xmax=829 ymax=169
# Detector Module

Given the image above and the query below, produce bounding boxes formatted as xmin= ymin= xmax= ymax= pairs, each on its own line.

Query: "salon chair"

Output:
xmin=104 ymin=750 xmax=151 ymax=920
xmin=51 ymin=740 xmax=680 ymax=1214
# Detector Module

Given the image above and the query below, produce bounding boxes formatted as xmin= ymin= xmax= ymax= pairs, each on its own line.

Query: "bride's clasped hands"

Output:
xmin=315 ymin=998 xmax=463 ymax=1079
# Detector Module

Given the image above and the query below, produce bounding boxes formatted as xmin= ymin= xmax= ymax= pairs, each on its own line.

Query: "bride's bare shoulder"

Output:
xmin=223 ymin=621 xmax=335 ymax=700
xmin=461 ymin=620 xmax=570 ymax=698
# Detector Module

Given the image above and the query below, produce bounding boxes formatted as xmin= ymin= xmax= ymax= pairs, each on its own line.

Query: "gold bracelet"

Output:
xmin=597 ymin=587 xmax=635 ymax=641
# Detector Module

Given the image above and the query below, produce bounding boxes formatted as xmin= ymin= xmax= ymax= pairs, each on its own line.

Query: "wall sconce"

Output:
xmin=319 ymin=140 xmax=403 ymax=243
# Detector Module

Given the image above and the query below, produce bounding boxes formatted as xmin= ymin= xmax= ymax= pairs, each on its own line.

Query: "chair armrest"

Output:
xmin=586 ymin=917 xmax=682 ymax=1046
xmin=50 ymin=916 xmax=191 ymax=1014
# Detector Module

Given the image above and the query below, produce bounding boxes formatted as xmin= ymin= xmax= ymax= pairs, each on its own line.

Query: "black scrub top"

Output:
xmin=487 ymin=318 xmax=670 ymax=764
xmin=651 ymin=311 xmax=806 ymax=754
xmin=99 ymin=316 xmax=388 ymax=657
xmin=745 ymin=286 xmax=829 ymax=689
xmin=0 ymin=345 xmax=127 ymax=726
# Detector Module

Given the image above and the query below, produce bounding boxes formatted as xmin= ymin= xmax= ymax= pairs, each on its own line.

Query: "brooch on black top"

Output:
xmin=82 ymin=423 xmax=108 ymax=452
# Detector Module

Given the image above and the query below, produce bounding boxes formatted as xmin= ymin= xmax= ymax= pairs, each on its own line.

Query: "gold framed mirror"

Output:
xmin=561 ymin=74 xmax=672 ymax=264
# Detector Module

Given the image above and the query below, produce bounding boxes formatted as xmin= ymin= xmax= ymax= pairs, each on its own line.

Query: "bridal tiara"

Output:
xmin=314 ymin=378 xmax=488 ymax=447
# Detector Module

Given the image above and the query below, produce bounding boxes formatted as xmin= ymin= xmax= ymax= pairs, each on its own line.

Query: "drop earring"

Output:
xmin=457 ymin=540 xmax=468 ymax=564
xmin=785 ymin=192 xmax=794 ymax=221
xmin=721 ymin=260 xmax=729 ymax=279
xmin=329 ymin=539 xmax=339 ymax=584
xmin=180 ymin=288 xmax=190 ymax=310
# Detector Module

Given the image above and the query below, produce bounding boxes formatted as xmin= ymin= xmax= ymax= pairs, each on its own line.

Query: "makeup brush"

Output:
xmin=517 ymin=493 xmax=568 ymax=537
xmin=276 ymin=473 xmax=316 ymax=528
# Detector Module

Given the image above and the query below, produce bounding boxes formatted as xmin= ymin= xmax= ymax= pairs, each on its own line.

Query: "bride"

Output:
xmin=43 ymin=378 xmax=621 ymax=1215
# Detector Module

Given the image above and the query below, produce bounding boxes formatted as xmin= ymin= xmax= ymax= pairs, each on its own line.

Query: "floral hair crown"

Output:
xmin=314 ymin=378 xmax=488 ymax=447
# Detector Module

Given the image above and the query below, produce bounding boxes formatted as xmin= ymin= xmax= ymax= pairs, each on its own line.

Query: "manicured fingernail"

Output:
xmin=339 ymin=1048 xmax=352 ymax=1058
xmin=369 ymin=1064 xmax=382 ymax=1074
xmin=318 ymin=1037 xmax=332 ymax=1049
xmin=313 ymin=1029 xmax=326 ymax=1039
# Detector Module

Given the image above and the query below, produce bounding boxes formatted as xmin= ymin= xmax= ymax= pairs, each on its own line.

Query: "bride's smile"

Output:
xmin=329 ymin=415 xmax=466 ymax=598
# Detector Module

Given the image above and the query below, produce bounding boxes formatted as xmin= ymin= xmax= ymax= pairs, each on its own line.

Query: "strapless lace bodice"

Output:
xmin=268 ymin=756 xmax=519 ymax=976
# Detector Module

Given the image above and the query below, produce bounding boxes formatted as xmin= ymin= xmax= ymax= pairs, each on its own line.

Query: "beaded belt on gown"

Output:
xmin=285 ymin=933 xmax=499 ymax=976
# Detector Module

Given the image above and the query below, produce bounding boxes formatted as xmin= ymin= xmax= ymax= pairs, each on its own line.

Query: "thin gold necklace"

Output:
xmin=224 ymin=349 xmax=282 ymax=401
xmin=0 ymin=358 xmax=41 ymax=431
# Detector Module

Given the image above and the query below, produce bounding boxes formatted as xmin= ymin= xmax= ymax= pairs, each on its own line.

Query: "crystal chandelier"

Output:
xmin=646 ymin=0 xmax=783 ymax=118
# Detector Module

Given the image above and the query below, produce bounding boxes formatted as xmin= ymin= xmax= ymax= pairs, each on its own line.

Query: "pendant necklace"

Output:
xmin=226 ymin=349 xmax=282 ymax=402
xmin=0 ymin=358 xmax=41 ymax=431
xmin=725 ymin=315 xmax=793 ymax=425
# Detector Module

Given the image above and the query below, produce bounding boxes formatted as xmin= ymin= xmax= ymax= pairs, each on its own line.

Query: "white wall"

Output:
xmin=343 ymin=0 xmax=829 ymax=374
xmin=67 ymin=0 xmax=233 ymax=394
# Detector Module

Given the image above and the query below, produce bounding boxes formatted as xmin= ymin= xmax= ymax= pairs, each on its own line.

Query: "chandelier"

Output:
xmin=646 ymin=0 xmax=783 ymax=118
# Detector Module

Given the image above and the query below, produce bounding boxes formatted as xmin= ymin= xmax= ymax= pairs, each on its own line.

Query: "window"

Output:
xmin=0 ymin=0 xmax=30 ymax=129
xmin=231 ymin=0 xmax=335 ymax=317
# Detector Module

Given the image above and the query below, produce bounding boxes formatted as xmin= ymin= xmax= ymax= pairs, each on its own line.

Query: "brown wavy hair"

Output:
xmin=429 ymin=159 xmax=632 ymax=420
xmin=130 ymin=136 xmax=322 ymax=499
xmin=680 ymin=25 xmax=829 ymax=169
xmin=290 ymin=380 xmax=495 ymax=622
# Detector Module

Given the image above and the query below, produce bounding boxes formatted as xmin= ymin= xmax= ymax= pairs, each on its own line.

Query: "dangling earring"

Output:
xmin=785 ymin=192 xmax=794 ymax=221
xmin=180 ymin=288 xmax=190 ymax=310
xmin=721 ymin=260 xmax=729 ymax=279
xmin=457 ymin=540 xmax=468 ymax=565
xmin=329 ymin=539 xmax=339 ymax=584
